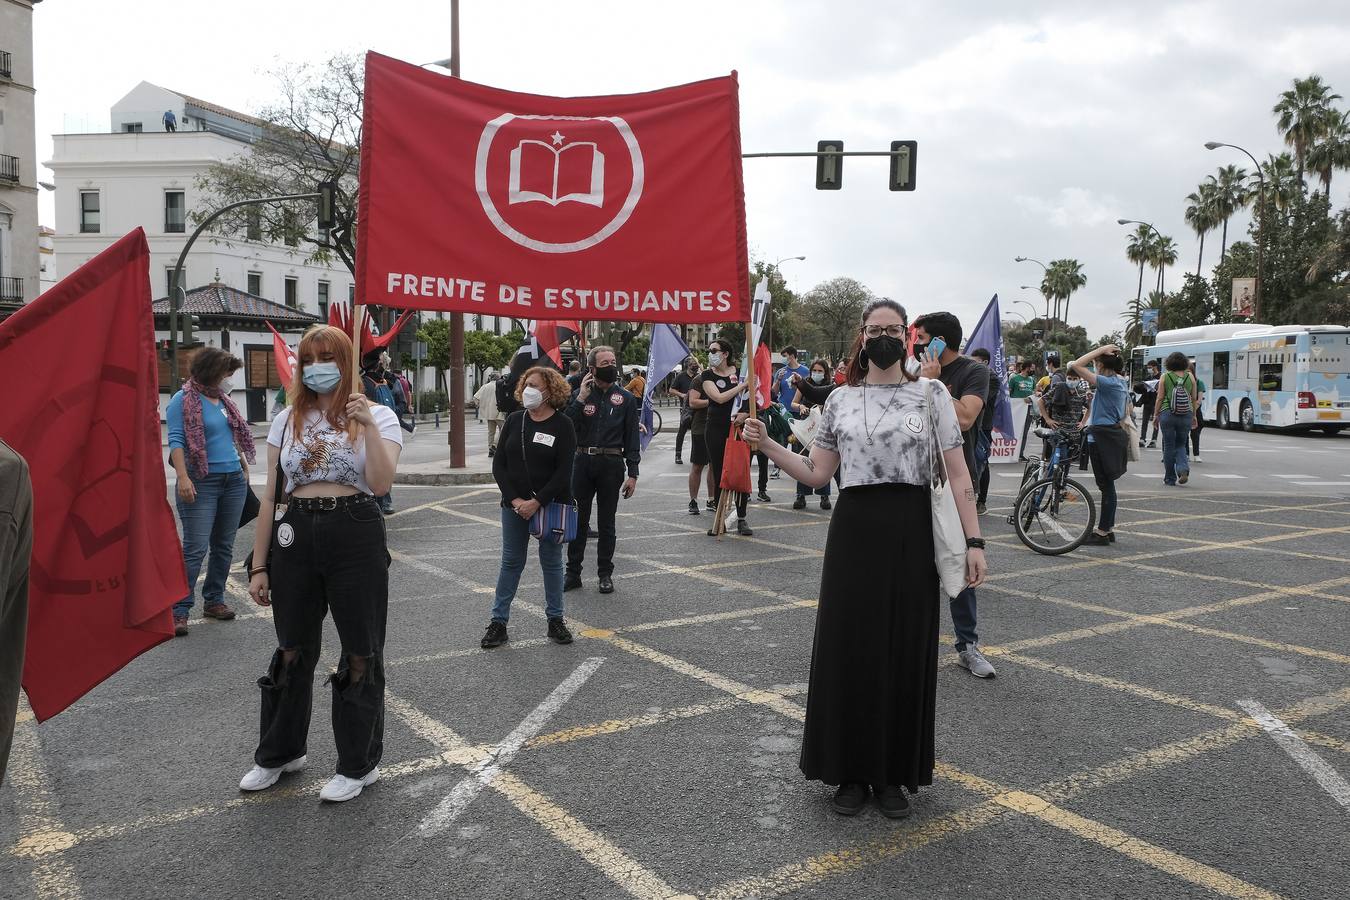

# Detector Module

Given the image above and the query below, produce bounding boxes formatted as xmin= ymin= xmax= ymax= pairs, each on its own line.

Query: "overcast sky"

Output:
xmin=32 ymin=0 xmax=1350 ymax=339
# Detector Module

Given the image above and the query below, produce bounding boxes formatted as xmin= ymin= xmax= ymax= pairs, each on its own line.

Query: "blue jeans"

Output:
xmin=493 ymin=505 xmax=564 ymax=623
xmin=972 ymin=430 xmax=992 ymax=487
xmin=175 ymin=469 xmax=248 ymax=615
xmin=1160 ymin=411 xmax=1191 ymax=484
xmin=950 ymin=587 xmax=978 ymax=651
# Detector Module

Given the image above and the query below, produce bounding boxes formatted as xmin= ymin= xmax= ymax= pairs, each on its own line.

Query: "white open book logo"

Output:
xmin=508 ymin=137 xmax=605 ymax=207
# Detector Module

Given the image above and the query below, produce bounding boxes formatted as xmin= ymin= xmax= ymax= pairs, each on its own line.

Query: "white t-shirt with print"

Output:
xmin=267 ymin=406 xmax=403 ymax=495
xmin=814 ymin=378 xmax=963 ymax=489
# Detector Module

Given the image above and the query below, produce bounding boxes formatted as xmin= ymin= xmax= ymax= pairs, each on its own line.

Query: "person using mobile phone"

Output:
xmin=563 ymin=346 xmax=640 ymax=595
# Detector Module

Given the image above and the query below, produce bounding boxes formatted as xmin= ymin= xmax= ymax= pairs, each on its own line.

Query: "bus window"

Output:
xmin=1310 ymin=350 xmax=1350 ymax=374
xmin=1213 ymin=352 xmax=1229 ymax=390
xmin=1258 ymin=362 xmax=1282 ymax=391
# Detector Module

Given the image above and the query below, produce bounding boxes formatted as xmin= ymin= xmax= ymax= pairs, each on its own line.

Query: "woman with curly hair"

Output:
xmin=481 ymin=366 xmax=578 ymax=649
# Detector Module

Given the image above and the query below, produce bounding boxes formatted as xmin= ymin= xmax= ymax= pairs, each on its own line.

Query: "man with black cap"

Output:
xmin=564 ymin=346 xmax=640 ymax=595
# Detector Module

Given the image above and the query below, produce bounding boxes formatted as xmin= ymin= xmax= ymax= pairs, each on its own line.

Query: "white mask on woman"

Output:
xmin=218 ymin=378 xmax=233 ymax=394
xmin=810 ymin=371 xmax=825 ymax=384
xmin=709 ymin=352 xmax=723 ymax=367
xmin=522 ymin=386 xmax=544 ymax=410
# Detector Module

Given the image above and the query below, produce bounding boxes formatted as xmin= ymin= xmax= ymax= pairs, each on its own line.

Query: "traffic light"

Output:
xmin=317 ymin=180 xmax=338 ymax=232
xmin=889 ymin=140 xmax=917 ymax=191
xmin=182 ymin=312 xmax=201 ymax=346
xmin=816 ymin=140 xmax=843 ymax=190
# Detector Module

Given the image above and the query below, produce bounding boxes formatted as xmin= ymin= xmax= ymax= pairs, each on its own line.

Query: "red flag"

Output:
xmin=266 ymin=321 xmax=297 ymax=386
xmin=754 ymin=343 xmax=774 ymax=408
xmin=532 ymin=319 xmax=582 ymax=368
xmin=357 ymin=52 xmax=750 ymax=325
xmin=0 ymin=230 xmax=187 ymax=721
xmin=326 ymin=301 xmax=414 ymax=357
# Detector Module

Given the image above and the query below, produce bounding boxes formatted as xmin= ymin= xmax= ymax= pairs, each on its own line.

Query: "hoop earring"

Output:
xmin=857 ymin=348 xmax=870 ymax=370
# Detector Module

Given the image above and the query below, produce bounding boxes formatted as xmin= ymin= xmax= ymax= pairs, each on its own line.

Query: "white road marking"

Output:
xmin=1272 ymin=474 xmax=1316 ymax=479
xmin=1237 ymin=699 xmax=1350 ymax=811
xmin=417 ymin=657 xmax=606 ymax=836
xmin=1292 ymin=482 xmax=1350 ymax=487
xmin=1201 ymin=474 xmax=1246 ymax=479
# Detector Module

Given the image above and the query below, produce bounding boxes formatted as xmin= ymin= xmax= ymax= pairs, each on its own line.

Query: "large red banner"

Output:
xmin=357 ymin=52 xmax=750 ymax=324
xmin=0 ymin=229 xmax=186 ymax=720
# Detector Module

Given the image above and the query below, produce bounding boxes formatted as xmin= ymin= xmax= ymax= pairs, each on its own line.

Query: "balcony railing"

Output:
xmin=0 ymin=155 xmax=18 ymax=183
xmin=0 ymin=51 xmax=11 ymax=80
xmin=0 ymin=277 xmax=23 ymax=304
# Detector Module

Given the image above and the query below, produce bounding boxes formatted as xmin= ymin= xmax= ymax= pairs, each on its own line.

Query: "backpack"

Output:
xmin=1165 ymin=372 xmax=1193 ymax=416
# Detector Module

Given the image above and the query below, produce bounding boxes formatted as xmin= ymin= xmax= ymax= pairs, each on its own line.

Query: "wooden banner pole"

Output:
xmin=350 ymin=304 xmax=364 ymax=394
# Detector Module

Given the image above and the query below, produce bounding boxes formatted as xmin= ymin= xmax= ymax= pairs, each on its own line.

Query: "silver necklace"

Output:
xmin=862 ymin=381 xmax=904 ymax=445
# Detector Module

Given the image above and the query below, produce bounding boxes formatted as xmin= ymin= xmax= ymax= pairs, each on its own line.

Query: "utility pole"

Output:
xmin=447 ymin=0 xmax=467 ymax=467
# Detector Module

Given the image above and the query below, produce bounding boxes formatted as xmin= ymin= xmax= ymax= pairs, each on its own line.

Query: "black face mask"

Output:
xmin=865 ymin=335 xmax=906 ymax=371
xmin=594 ymin=365 xmax=618 ymax=384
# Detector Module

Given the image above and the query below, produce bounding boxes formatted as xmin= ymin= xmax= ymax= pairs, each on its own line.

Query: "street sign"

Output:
xmin=889 ymin=140 xmax=917 ymax=191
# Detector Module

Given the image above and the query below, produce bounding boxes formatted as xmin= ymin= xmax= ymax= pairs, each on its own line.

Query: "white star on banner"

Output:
xmin=550 ymin=131 xmax=565 ymax=146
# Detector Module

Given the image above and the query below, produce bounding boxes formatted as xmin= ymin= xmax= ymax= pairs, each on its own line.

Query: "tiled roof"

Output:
xmin=152 ymin=284 xmax=320 ymax=325
xmin=170 ymin=91 xmax=269 ymax=129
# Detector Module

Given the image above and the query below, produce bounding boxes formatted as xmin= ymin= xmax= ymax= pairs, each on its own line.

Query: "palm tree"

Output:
xmin=1184 ymin=182 xmax=1220 ymax=275
xmin=1044 ymin=258 xmax=1087 ymax=330
xmin=1208 ymin=164 xmax=1249 ymax=261
xmin=1150 ymin=235 xmax=1178 ymax=296
xmin=1272 ymin=74 xmax=1342 ymax=186
xmin=1125 ymin=223 xmax=1155 ymax=308
xmin=1120 ymin=291 xmax=1164 ymax=346
xmin=1307 ymin=108 xmax=1350 ymax=197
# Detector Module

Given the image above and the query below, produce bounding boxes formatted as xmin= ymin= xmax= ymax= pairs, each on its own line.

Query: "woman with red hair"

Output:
xmin=241 ymin=325 xmax=403 ymax=803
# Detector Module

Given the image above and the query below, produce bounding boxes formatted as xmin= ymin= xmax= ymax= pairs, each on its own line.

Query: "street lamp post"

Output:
xmin=1011 ymin=299 xmax=1039 ymax=322
xmin=1205 ymin=141 xmax=1264 ymax=323
xmin=767 ymin=254 xmax=804 ymax=352
xmin=1014 ymin=256 xmax=1053 ymax=337
xmin=1117 ymin=218 xmax=1166 ymax=333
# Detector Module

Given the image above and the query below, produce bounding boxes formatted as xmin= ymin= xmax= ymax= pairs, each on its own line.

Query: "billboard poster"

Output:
xmin=1232 ymin=278 xmax=1256 ymax=318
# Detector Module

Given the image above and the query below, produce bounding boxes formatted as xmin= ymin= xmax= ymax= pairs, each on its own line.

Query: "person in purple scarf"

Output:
xmin=166 ymin=348 xmax=256 ymax=636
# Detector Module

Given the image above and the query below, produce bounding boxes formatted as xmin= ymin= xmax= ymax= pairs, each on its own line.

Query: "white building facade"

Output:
xmin=0 ymin=0 xmax=41 ymax=318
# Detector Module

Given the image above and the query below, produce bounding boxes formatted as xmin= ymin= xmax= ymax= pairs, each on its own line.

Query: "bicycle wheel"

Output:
xmin=651 ymin=409 xmax=663 ymax=437
xmin=1012 ymin=475 xmax=1096 ymax=555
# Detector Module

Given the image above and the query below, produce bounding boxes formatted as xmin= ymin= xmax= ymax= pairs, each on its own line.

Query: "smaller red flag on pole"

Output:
xmin=265 ymin=321 xmax=297 ymax=387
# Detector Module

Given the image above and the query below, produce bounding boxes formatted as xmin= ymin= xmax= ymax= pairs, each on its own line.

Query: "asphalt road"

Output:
xmin=5 ymin=423 xmax=1350 ymax=899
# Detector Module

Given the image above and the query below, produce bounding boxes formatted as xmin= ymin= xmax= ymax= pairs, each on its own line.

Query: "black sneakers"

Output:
xmin=705 ymin=498 xmax=716 ymax=512
xmin=675 ymin=456 xmax=684 ymax=465
xmin=598 ymin=576 xmax=615 ymax=595
xmin=875 ymin=785 xmax=911 ymax=819
xmin=481 ymin=621 xmax=508 ymax=649
xmin=831 ymin=783 xmax=869 ymax=816
xmin=688 ymin=500 xmax=700 ymax=516
xmin=820 ymin=497 xmax=832 ymax=510
xmin=737 ymin=520 xmax=754 ymax=537
xmin=792 ymin=497 xmax=807 ymax=510
xmin=563 ymin=575 xmax=582 ymax=592
xmin=757 ymin=490 xmax=771 ymax=502
xmin=547 ymin=618 xmax=573 ymax=644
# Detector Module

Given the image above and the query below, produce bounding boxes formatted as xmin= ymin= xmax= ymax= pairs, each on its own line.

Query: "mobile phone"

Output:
xmin=927 ymin=337 xmax=947 ymax=358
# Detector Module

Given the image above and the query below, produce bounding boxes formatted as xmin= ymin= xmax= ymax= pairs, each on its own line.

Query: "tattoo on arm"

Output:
xmin=964 ymin=488 xmax=976 ymax=501
xmin=803 ymin=457 xmax=816 ymax=472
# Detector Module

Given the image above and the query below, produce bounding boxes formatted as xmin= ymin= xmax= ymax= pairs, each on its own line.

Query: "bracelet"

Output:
xmin=248 ymin=566 xmax=268 ymax=577
xmin=965 ymin=537 xmax=986 ymax=550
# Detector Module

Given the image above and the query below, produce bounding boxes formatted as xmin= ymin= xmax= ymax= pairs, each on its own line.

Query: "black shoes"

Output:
xmin=820 ymin=497 xmax=832 ymax=510
xmin=875 ymin=785 xmax=911 ymax=819
xmin=737 ymin=520 xmax=754 ymax=537
xmin=831 ymin=783 xmax=869 ymax=816
xmin=705 ymin=498 xmax=716 ymax=512
xmin=1084 ymin=532 xmax=1111 ymax=546
xmin=587 ymin=528 xmax=600 ymax=539
xmin=481 ymin=621 xmax=508 ymax=649
xmin=675 ymin=456 xmax=684 ymax=465
xmin=757 ymin=490 xmax=772 ymax=502
xmin=792 ymin=497 xmax=807 ymax=510
xmin=688 ymin=500 xmax=701 ymax=516
xmin=487 ymin=447 xmax=496 ymax=458
xmin=547 ymin=618 xmax=573 ymax=644
xmin=563 ymin=575 xmax=582 ymax=592
xmin=598 ymin=576 xmax=615 ymax=594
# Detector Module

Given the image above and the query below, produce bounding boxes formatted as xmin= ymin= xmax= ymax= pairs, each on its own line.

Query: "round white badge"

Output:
xmin=904 ymin=413 xmax=924 ymax=435
xmin=277 ymin=523 xmax=295 ymax=548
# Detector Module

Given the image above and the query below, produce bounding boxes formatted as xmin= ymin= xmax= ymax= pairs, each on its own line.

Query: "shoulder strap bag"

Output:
xmin=925 ymin=379 xmax=969 ymax=599
xmin=519 ymin=412 xmax=580 ymax=544
xmin=244 ymin=423 xmax=290 ymax=575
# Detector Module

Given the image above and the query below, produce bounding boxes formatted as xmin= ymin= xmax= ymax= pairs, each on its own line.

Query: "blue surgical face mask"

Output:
xmin=302 ymin=361 xmax=342 ymax=394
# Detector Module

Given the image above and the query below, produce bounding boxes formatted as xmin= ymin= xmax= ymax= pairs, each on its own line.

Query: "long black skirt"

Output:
xmin=799 ymin=483 xmax=939 ymax=792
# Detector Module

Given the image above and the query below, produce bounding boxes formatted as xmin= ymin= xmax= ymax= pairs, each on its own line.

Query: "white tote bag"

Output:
xmin=789 ymin=406 xmax=821 ymax=449
xmin=925 ymin=379 xmax=969 ymax=598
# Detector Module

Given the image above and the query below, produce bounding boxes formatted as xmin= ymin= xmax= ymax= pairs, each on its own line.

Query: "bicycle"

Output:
xmin=1008 ymin=426 xmax=1096 ymax=555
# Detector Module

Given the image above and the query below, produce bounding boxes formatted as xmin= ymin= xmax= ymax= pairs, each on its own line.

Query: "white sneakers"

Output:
xmin=319 ymin=767 xmax=380 ymax=802
xmin=239 ymin=754 xmax=308 ymax=791
xmin=238 ymin=756 xmax=380 ymax=802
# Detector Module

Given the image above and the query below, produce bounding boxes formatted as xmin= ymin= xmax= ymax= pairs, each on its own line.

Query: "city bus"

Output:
xmin=1139 ymin=323 xmax=1350 ymax=435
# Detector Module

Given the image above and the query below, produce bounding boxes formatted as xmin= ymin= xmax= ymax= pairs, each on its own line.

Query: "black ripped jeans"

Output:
xmin=254 ymin=494 xmax=390 ymax=780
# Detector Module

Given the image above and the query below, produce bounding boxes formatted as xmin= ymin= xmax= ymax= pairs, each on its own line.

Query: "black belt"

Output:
xmin=289 ymin=494 xmax=376 ymax=512
xmin=577 ymin=447 xmax=624 ymax=456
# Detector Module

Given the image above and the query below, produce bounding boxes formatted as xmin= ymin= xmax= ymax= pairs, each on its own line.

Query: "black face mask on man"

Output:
xmin=594 ymin=364 xmax=619 ymax=384
xmin=865 ymin=335 xmax=906 ymax=371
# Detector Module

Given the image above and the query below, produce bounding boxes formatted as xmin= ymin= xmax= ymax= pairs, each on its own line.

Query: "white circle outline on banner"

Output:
xmin=474 ymin=114 xmax=645 ymax=254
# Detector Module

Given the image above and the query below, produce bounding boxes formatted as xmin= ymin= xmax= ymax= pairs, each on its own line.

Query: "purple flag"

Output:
xmin=965 ymin=294 xmax=1015 ymax=439
xmin=641 ymin=324 xmax=691 ymax=453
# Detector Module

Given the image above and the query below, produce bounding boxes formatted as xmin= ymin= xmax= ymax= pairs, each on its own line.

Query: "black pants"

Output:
xmin=705 ymin=420 xmax=749 ymax=518
xmin=256 ymin=495 xmax=389 ymax=779
xmin=1191 ymin=416 xmax=1204 ymax=455
xmin=675 ymin=411 xmax=692 ymax=457
xmin=1018 ymin=404 xmax=1034 ymax=458
xmin=756 ymin=451 xmax=769 ymax=492
xmin=978 ymin=457 xmax=991 ymax=504
xmin=1139 ymin=404 xmax=1158 ymax=443
xmin=568 ymin=454 xmax=624 ymax=578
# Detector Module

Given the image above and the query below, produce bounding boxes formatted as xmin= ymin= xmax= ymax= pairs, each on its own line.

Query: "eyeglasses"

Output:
xmin=861 ymin=324 xmax=907 ymax=339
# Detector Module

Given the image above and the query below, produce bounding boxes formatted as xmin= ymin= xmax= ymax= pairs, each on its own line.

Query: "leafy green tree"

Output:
xmin=1253 ymin=152 xmax=1300 ymax=219
xmin=1273 ymin=74 xmax=1342 ymax=186
xmin=416 ymin=317 xmax=451 ymax=393
xmin=464 ymin=330 xmax=510 ymax=383
xmin=1120 ymin=292 xmax=1163 ymax=348
xmin=1165 ymin=275 xmax=1221 ymax=330
xmin=1210 ymin=241 xmax=1256 ymax=323
xmin=1307 ymin=108 xmax=1350 ymax=197
xmin=623 ymin=336 xmax=650 ymax=367
xmin=1004 ymin=318 xmax=1088 ymax=367
xmin=798 ymin=277 xmax=874 ymax=361
xmin=749 ymin=260 xmax=803 ymax=351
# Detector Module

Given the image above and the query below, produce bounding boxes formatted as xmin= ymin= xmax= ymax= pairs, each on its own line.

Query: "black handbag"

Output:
xmin=244 ymin=458 xmax=286 ymax=575
xmin=239 ymin=484 xmax=261 ymax=527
